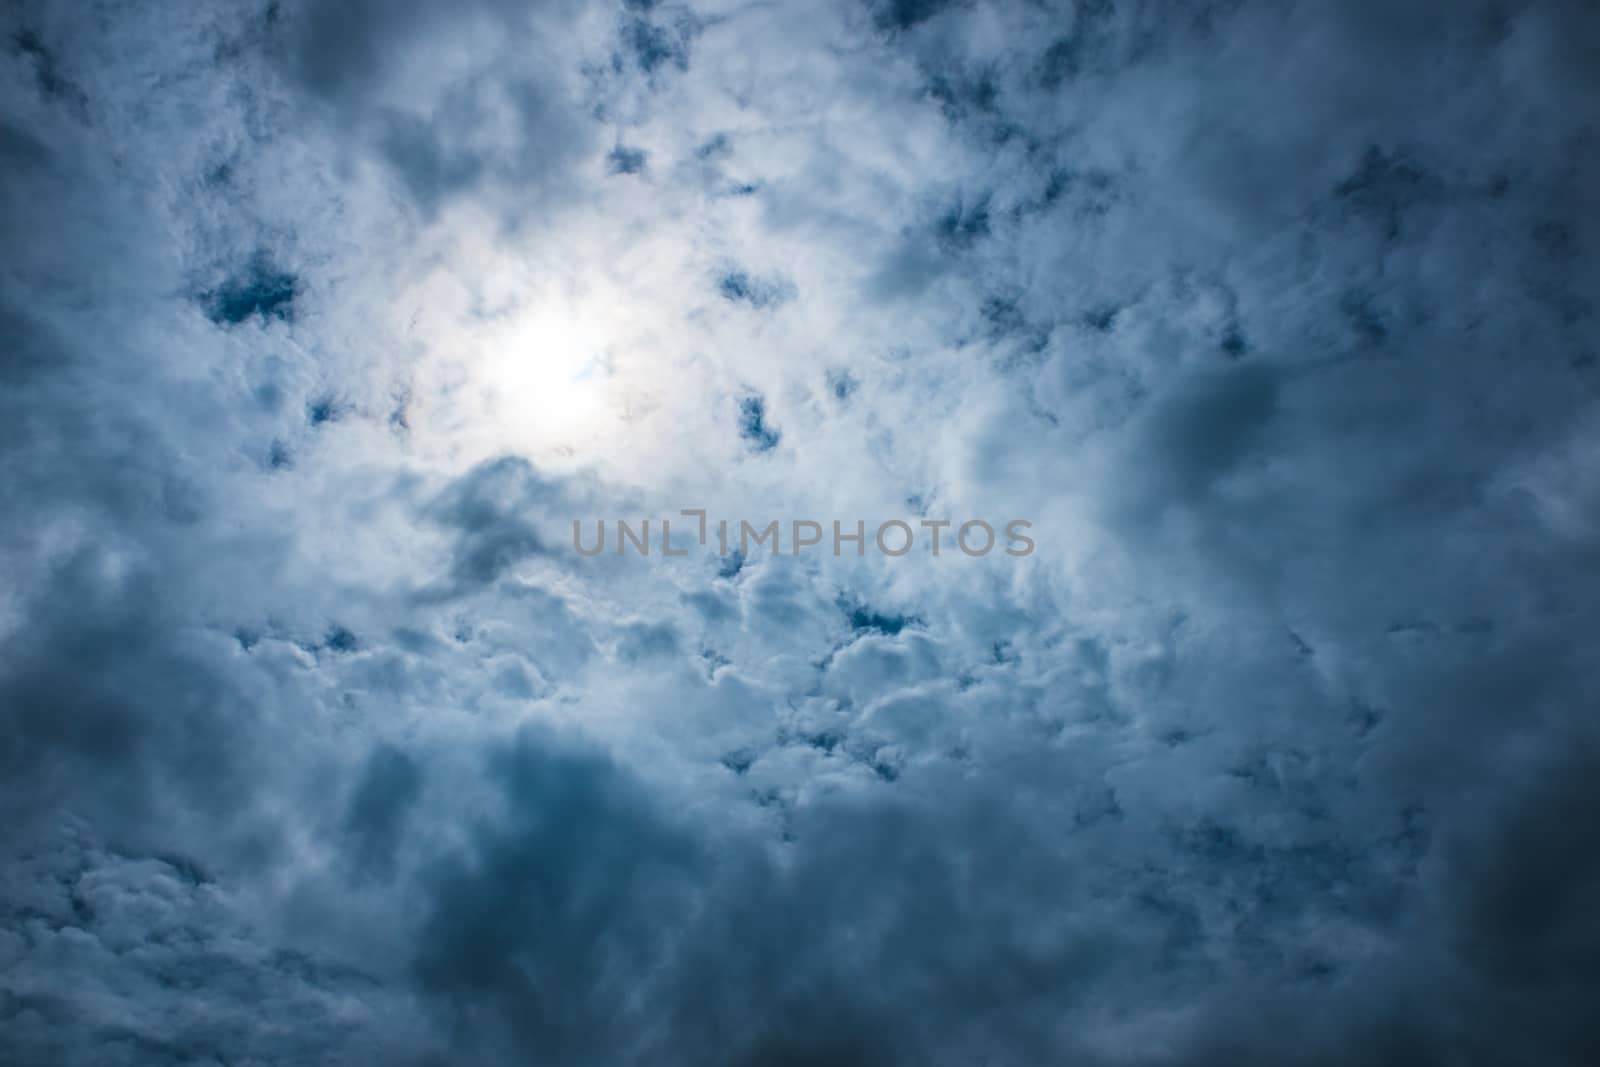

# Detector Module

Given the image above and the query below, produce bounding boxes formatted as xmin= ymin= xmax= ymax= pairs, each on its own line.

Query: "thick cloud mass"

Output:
xmin=3 ymin=0 xmax=1599 ymax=1063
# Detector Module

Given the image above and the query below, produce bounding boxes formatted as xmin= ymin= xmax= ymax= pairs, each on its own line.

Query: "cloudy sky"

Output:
xmin=3 ymin=0 xmax=1599 ymax=1063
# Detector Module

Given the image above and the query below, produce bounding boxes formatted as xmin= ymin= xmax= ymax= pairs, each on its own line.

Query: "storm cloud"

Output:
xmin=2 ymin=0 xmax=1599 ymax=1064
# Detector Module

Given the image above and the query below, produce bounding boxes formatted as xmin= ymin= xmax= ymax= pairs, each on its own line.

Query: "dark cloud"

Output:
xmin=423 ymin=456 xmax=562 ymax=593
xmin=1034 ymin=0 xmax=1119 ymax=88
xmin=0 ymin=551 xmax=254 ymax=844
xmin=343 ymin=743 xmax=423 ymax=879
xmin=409 ymin=729 xmax=705 ymax=1064
xmin=397 ymin=730 xmax=1112 ymax=1065
xmin=374 ymin=109 xmax=490 ymax=213
xmin=1134 ymin=360 xmax=1281 ymax=504
xmin=276 ymin=0 xmax=440 ymax=104
xmin=0 ymin=290 xmax=60 ymax=384
xmin=269 ymin=0 xmax=595 ymax=217
xmin=10 ymin=25 xmax=89 ymax=115
xmin=3 ymin=0 xmax=1599 ymax=1064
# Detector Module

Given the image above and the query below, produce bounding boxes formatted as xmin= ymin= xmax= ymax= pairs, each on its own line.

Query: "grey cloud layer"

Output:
xmin=3 ymin=0 xmax=1599 ymax=1064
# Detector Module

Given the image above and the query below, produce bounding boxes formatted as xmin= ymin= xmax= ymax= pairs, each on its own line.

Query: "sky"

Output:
xmin=2 ymin=0 xmax=1599 ymax=1063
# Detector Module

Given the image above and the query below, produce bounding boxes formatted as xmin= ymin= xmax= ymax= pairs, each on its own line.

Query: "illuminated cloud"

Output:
xmin=3 ymin=1 xmax=1599 ymax=1063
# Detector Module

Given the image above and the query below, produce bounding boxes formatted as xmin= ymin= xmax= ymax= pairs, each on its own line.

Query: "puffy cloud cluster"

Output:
xmin=3 ymin=0 xmax=1599 ymax=1063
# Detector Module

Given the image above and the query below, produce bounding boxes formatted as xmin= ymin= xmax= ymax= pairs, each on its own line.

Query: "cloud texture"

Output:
xmin=3 ymin=0 xmax=1599 ymax=1063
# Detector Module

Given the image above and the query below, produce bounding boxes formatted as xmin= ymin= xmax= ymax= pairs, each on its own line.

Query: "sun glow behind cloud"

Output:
xmin=396 ymin=231 xmax=658 ymax=473
xmin=395 ymin=211 xmax=767 ymax=496
xmin=479 ymin=295 xmax=613 ymax=452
